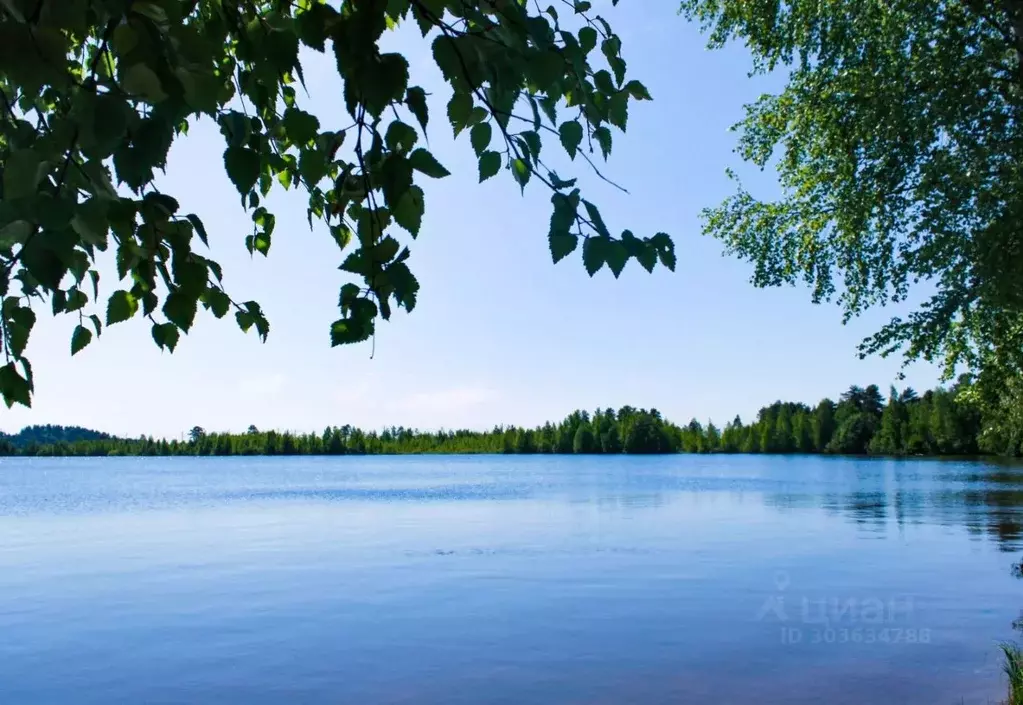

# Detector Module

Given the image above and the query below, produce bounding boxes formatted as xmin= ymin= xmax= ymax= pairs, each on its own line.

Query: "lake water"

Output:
xmin=2 ymin=454 xmax=1023 ymax=704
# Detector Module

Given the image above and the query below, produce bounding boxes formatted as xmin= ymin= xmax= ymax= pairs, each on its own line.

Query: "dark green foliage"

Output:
xmin=0 ymin=424 xmax=111 ymax=447
xmin=812 ymin=399 xmax=836 ymax=451
xmin=682 ymin=0 xmax=1023 ymax=396
xmin=1 ymin=378 xmax=1013 ymax=458
xmin=600 ymin=424 xmax=622 ymax=454
xmin=827 ymin=414 xmax=877 ymax=456
xmin=1005 ymin=643 xmax=1023 ymax=705
xmin=623 ymin=412 xmax=672 ymax=454
xmin=704 ymin=422 xmax=720 ymax=453
xmin=870 ymin=386 xmax=909 ymax=455
xmin=0 ymin=406 xmax=685 ymax=457
xmin=0 ymin=0 xmax=669 ymax=408
xmin=572 ymin=422 xmax=597 ymax=454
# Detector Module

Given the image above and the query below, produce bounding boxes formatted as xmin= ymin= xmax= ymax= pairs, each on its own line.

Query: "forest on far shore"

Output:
xmin=2 ymin=376 xmax=1017 ymax=459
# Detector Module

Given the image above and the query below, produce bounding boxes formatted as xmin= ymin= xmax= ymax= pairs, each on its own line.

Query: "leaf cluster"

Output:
xmin=0 ymin=0 xmax=669 ymax=407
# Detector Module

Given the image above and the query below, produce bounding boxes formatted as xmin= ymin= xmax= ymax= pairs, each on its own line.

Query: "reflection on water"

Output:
xmin=763 ymin=458 xmax=1023 ymax=551
xmin=2 ymin=454 xmax=1023 ymax=705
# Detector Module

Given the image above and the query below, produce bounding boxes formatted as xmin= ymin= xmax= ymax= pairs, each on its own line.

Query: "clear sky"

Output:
xmin=1 ymin=3 xmax=942 ymax=438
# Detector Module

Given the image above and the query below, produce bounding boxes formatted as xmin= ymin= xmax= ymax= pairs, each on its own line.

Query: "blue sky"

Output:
xmin=2 ymin=3 xmax=942 ymax=438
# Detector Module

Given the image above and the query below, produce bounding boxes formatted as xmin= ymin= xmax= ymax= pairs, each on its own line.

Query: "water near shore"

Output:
xmin=2 ymin=454 xmax=1021 ymax=704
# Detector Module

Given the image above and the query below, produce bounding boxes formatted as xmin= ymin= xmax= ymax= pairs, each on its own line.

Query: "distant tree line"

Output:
xmin=2 ymin=377 xmax=1018 ymax=458
xmin=0 ymin=424 xmax=111 ymax=451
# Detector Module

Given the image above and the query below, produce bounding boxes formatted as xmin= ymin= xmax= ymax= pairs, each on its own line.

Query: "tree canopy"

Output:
xmin=0 ymin=0 xmax=672 ymax=407
xmin=1 ymin=379 xmax=1012 ymax=457
xmin=681 ymin=0 xmax=1023 ymax=392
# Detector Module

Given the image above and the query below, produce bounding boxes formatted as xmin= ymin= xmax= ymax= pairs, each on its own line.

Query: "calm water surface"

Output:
xmin=2 ymin=454 xmax=1023 ymax=704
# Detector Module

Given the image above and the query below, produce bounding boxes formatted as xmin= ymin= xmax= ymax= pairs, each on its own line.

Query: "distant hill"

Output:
xmin=0 ymin=424 xmax=114 ymax=448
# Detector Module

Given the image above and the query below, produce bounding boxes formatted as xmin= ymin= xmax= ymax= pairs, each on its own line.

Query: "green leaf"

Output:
xmin=70 ymin=198 xmax=110 ymax=247
xmin=559 ymin=121 xmax=583 ymax=159
xmin=447 ymin=91 xmax=473 ymax=136
xmin=550 ymin=191 xmax=579 ymax=234
xmin=467 ymin=106 xmax=488 ymax=127
xmin=111 ymin=23 xmax=138 ymax=56
xmin=163 ymin=292 xmax=198 ymax=332
xmin=106 ymin=290 xmax=138 ymax=325
xmin=625 ymin=232 xmax=657 ymax=273
xmin=253 ymin=207 xmax=275 ymax=235
xmin=582 ymin=236 xmax=608 ymax=276
xmin=0 ymin=362 xmax=31 ymax=408
xmin=338 ymin=283 xmax=361 ymax=310
xmin=265 ymin=25 xmax=300 ymax=75
xmin=296 ymin=2 xmax=335 ymax=50
xmin=635 ymin=244 xmax=656 ymax=273
xmin=91 ymin=94 xmax=131 ymax=156
xmin=121 ymin=63 xmax=167 ymax=103
xmin=408 ymin=148 xmax=450 ymax=178
xmin=359 ymin=52 xmax=410 ymax=117
xmin=249 ymin=307 xmax=269 ymax=341
xmin=79 ymin=160 xmax=119 ymax=200
xmin=202 ymin=288 xmax=231 ymax=318
xmin=282 ymin=107 xmax=320 ymax=145
xmin=432 ymin=35 xmax=465 ymax=88
xmin=624 ymin=80 xmax=653 ymax=100
xmin=380 ymin=154 xmax=413 ymax=209
xmin=470 ymin=123 xmax=492 ymax=156
xmin=608 ymin=93 xmax=628 ymax=130
xmin=151 ymin=322 xmax=180 ymax=352
xmin=608 ymin=55 xmax=627 ymax=87
xmin=71 ymin=324 xmax=92 ymax=356
xmin=340 ymin=250 xmax=369 ymax=276
xmin=223 ymin=147 xmax=261 ymax=195
xmin=605 ymin=240 xmax=628 ymax=278
xmin=521 ymin=131 xmax=541 ymax=161
xmin=219 ymin=111 xmax=250 ymax=147
xmin=116 ymin=118 xmax=172 ymax=190
xmin=20 ymin=235 xmax=69 ymax=290
xmin=299 ymin=148 xmax=328 ymax=187
xmin=385 ymin=121 xmax=418 ymax=154
xmin=181 ymin=70 xmax=224 ymax=113
xmin=527 ymin=52 xmax=564 ymax=93
xmin=6 ymin=305 xmax=35 ymax=358
xmin=549 ymin=172 xmax=577 ymax=190
xmin=30 ymin=194 xmax=74 ymax=230
xmin=539 ymin=96 xmax=558 ymax=125
xmin=133 ymin=2 xmax=168 ymax=25
xmin=65 ymin=289 xmax=88 ymax=312
xmin=583 ymin=200 xmax=611 ymax=239
xmin=601 ymin=34 xmax=622 ymax=62
xmin=594 ymin=69 xmax=615 ymax=97
xmin=387 ymin=261 xmax=420 ymax=311
xmin=236 ymin=310 xmax=255 ymax=333
xmin=370 ymin=235 xmax=401 ymax=264
xmin=0 ymin=220 xmax=31 ymax=248
xmin=511 ymin=158 xmax=530 ymax=191
xmin=478 ymin=151 xmax=501 ymax=182
xmin=4 ymin=149 xmax=44 ymax=200
xmin=406 ymin=87 xmax=429 ymax=130
xmin=593 ymin=126 xmax=612 ymax=159
xmin=651 ymin=232 xmax=675 ymax=271
xmin=393 ymin=185 xmax=424 ymax=237
xmin=253 ymin=233 xmax=270 ymax=256
xmin=549 ymin=232 xmax=578 ymax=263
xmin=578 ymin=26 xmax=597 ymax=53
xmin=330 ymin=317 xmax=373 ymax=346
xmin=186 ymin=213 xmax=209 ymax=246
xmin=386 ymin=0 xmax=410 ymax=21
